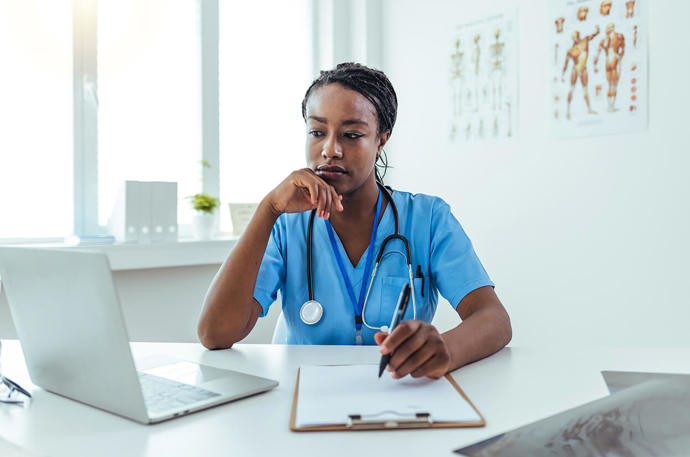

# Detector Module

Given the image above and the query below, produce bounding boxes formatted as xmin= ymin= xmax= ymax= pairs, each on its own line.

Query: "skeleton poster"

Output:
xmin=449 ymin=10 xmax=518 ymax=143
xmin=550 ymin=0 xmax=648 ymax=138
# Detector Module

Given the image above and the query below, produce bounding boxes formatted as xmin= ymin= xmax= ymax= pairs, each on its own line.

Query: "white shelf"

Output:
xmin=4 ymin=239 xmax=238 ymax=271
xmin=99 ymin=239 xmax=237 ymax=270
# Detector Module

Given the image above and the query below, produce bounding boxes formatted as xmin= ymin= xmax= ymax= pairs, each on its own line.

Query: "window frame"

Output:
xmin=73 ymin=0 xmax=99 ymax=236
xmin=0 ymin=0 xmax=386 ymax=244
xmin=73 ymin=0 xmax=220 ymax=239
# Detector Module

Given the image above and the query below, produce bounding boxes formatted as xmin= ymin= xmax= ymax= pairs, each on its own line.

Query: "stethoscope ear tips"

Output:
xmin=380 ymin=325 xmax=389 ymax=334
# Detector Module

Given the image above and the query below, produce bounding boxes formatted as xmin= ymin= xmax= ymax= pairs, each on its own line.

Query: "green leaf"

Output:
xmin=187 ymin=193 xmax=219 ymax=213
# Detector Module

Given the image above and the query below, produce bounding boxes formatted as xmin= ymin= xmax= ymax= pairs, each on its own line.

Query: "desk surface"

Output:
xmin=1 ymin=341 xmax=689 ymax=457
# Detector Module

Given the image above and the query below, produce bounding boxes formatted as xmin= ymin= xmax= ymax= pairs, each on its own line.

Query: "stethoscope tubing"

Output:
xmin=307 ymin=209 xmax=316 ymax=301
xmin=306 ymin=182 xmax=417 ymax=330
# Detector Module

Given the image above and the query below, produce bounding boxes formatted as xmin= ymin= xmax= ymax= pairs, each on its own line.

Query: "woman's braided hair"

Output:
xmin=301 ymin=62 xmax=397 ymax=184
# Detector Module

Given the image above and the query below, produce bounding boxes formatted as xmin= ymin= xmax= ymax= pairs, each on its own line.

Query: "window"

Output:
xmin=0 ymin=0 xmax=316 ymax=241
xmin=0 ymin=0 xmax=73 ymax=239
xmin=218 ymin=0 xmax=312 ymax=232
xmin=97 ymin=0 xmax=202 ymax=227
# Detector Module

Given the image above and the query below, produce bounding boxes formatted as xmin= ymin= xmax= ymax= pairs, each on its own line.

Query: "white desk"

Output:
xmin=1 ymin=341 xmax=689 ymax=457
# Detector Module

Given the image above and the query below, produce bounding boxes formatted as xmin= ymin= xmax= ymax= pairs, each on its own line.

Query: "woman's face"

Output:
xmin=304 ymin=83 xmax=389 ymax=195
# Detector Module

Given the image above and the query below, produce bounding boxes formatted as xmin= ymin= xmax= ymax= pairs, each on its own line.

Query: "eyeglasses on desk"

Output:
xmin=0 ymin=375 xmax=32 ymax=404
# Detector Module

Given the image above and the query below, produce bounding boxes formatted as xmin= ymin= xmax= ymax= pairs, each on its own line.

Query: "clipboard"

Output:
xmin=289 ymin=367 xmax=486 ymax=431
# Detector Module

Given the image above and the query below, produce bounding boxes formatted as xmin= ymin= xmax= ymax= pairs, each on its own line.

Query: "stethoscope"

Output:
xmin=299 ymin=182 xmax=417 ymax=341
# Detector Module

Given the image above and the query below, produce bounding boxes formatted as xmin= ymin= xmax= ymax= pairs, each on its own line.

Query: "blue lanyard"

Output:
xmin=324 ymin=187 xmax=382 ymax=330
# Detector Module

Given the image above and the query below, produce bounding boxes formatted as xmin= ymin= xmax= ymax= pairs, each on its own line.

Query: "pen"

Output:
xmin=415 ymin=265 xmax=424 ymax=297
xmin=378 ymin=283 xmax=411 ymax=378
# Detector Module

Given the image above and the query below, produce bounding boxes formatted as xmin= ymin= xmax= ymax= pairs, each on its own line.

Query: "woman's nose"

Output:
xmin=321 ymin=135 xmax=343 ymax=159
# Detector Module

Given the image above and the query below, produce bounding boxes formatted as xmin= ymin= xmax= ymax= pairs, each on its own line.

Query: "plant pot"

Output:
xmin=192 ymin=212 xmax=217 ymax=240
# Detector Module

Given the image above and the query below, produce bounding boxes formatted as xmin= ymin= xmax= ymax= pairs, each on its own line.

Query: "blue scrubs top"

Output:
xmin=253 ymin=189 xmax=493 ymax=345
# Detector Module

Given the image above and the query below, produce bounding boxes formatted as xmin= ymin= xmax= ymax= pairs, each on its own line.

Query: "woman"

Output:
xmin=198 ymin=63 xmax=511 ymax=379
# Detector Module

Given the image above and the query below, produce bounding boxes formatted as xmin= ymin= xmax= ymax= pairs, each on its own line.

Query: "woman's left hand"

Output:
xmin=374 ymin=321 xmax=451 ymax=379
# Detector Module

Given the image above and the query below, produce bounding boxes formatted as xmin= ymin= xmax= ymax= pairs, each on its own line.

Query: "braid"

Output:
xmin=301 ymin=62 xmax=397 ymax=184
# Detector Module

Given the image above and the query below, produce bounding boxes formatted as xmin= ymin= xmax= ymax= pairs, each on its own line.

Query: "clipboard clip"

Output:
xmin=347 ymin=412 xmax=433 ymax=430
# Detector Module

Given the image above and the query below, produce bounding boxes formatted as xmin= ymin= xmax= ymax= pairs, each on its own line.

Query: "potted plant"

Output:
xmin=187 ymin=160 xmax=220 ymax=240
xmin=188 ymin=193 xmax=220 ymax=240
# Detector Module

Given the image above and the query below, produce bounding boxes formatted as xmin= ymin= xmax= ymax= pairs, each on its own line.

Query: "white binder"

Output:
xmin=137 ymin=181 xmax=152 ymax=244
xmin=108 ymin=181 xmax=143 ymax=243
xmin=108 ymin=181 xmax=177 ymax=243
xmin=151 ymin=181 xmax=178 ymax=243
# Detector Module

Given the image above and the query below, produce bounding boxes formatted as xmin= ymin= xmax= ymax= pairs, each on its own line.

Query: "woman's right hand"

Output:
xmin=266 ymin=168 xmax=343 ymax=219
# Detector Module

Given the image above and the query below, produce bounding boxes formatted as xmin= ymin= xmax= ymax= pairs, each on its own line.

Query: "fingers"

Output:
xmin=392 ymin=345 xmax=435 ymax=379
xmin=276 ymin=169 xmax=344 ymax=217
xmin=314 ymin=181 xmax=342 ymax=219
xmin=305 ymin=181 xmax=319 ymax=207
xmin=379 ymin=320 xmax=421 ymax=355
xmin=316 ymin=185 xmax=327 ymax=218
xmin=304 ymin=178 xmax=337 ymax=219
xmin=317 ymin=184 xmax=332 ymax=219
xmin=278 ymin=169 xmax=346 ymax=218
xmin=379 ymin=321 xmax=451 ymax=379
xmin=410 ymin=354 xmax=448 ymax=379
xmin=387 ymin=330 xmax=428 ymax=376
xmin=324 ymin=186 xmax=332 ymax=219
xmin=393 ymin=343 xmax=449 ymax=379
xmin=331 ymin=186 xmax=344 ymax=212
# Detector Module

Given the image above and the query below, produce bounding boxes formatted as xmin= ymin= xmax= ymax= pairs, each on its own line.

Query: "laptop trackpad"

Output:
xmin=142 ymin=360 xmax=229 ymax=385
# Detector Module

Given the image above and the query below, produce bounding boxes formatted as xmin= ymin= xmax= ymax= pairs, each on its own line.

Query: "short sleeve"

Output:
xmin=429 ymin=199 xmax=494 ymax=309
xmin=253 ymin=216 xmax=286 ymax=317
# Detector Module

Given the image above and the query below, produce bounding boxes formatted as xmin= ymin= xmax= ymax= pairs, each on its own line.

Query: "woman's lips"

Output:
xmin=316 ymin=167 xmax=347 ymax=180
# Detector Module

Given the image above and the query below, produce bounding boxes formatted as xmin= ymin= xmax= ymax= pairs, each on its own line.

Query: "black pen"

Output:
xmin=378 ymin=283 xmax=411 ymax=378
xmin=415 ymin=265 xmax=424 ymax=297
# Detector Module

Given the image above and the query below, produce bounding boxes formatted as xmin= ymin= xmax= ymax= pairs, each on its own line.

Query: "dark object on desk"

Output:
xmin=378 ymin=283 xmax=411 ymax=377
xmin=1 ymin=375 xmax=32 ymax=404
xmin=454 ymin=377 xmax=690 ymax=457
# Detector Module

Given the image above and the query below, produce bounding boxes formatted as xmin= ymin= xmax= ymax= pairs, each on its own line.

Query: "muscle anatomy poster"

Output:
xmin=550 ymin=0 xmax=647 ymax=138
xmin=449 ymin=10 xmax=518 ymax=143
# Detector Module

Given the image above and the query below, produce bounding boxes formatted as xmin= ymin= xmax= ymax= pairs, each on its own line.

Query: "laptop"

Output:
xmin=0 ymin=247 xmax=278 ymax=424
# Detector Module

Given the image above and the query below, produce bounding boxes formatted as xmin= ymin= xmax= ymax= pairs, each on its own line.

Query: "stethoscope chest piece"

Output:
xmin=300 ymin=300 xmax=323 ymax=325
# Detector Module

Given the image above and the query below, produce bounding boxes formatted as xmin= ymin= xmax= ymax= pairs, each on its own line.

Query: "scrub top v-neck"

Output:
xmin=253 ymin=189 xmax=494 ymax=345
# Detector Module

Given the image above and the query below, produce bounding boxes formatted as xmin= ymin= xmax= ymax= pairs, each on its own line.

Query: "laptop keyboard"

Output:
xmin=138 ymin=372 xmax=221 ymax=415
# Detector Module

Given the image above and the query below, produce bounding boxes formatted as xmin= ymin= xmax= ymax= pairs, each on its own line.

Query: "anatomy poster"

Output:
xmin=449 ymin=10 xmax=518 ymax=143
xmin=550 ymin=0 xmax=647 ymax=138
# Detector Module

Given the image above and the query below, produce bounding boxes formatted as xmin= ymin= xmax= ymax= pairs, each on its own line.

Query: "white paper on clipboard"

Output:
xmin=295 ymin=364 xmax=481 ymax=428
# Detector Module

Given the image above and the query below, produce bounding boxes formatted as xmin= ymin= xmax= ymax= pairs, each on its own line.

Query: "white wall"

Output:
xmin=380 ymin=0 xmax=690 ymax=346
xmin=4 ymin=1 xmax=687 ymax=347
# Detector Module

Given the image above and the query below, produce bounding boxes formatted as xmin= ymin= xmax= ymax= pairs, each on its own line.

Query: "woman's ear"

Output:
xmin=377 ymin=130 xmax=391 ymax=153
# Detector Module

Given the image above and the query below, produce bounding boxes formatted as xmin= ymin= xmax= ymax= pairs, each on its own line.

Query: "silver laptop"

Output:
xmin=0 ymin=247 xmax=278 ymax=424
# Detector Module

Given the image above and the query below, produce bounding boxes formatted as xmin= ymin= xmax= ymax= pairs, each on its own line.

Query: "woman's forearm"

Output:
xmin=197 ymin=168 xmax=344 ymax=349
xmin=442 ymin=303 xmax=512 ymax=372
xmin=197 ymin=197 xmax=280 ymax=349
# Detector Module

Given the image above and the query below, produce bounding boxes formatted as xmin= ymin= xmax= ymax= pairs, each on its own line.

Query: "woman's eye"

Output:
xmin=344 ymin=133 xmax=363 ymax=140
xmin=308 ymin=130 xmax=324 ymax=137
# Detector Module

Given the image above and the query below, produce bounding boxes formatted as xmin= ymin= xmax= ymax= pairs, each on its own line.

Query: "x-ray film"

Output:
xmin=455 ymin=377 xmax=690 ymax=457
